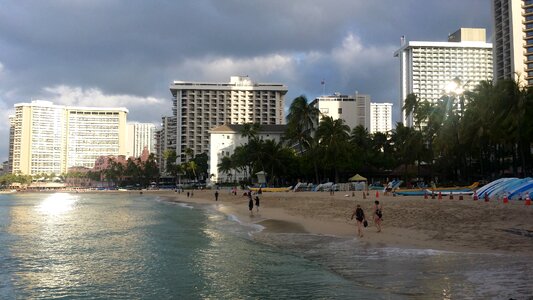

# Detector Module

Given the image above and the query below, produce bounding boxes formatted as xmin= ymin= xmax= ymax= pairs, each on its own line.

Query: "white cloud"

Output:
xmin=43 ymin=85 xmax=165 ymax=108
xmin=40 ymin=85 xmax=168 ymax=125
xmin=331 ymin=33 xmax=396 ymax=78
xmin=176 ymin=53 xmax=297 ymax=82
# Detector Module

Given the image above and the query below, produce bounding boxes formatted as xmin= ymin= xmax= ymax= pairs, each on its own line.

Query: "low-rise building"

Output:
xmin=209 ymin=124 xmax=286 ymax=184
xmin=311 ymin=93 xmax=371 ymax=130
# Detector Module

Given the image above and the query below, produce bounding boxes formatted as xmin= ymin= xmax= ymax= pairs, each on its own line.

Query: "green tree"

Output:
xmin=240 ymin=123 xmax=261 ymax=140
xmin=217 ymin=156 xmax=234 ymax=182
xmin=315 ymin=116 xmax=351 ymax=183
xmin=285 ymin=95 xmax=320 ymax=152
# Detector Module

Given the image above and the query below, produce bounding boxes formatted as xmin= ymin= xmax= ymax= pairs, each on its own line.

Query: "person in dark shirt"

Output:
xmin=351 ymin=204 xmax=366 ymax=238
xmin=374 ymin=200 xmax=383 ymax=233
xmin=254 ymin=195 xmax=260 ymax=213
xmin=248 ymin=192 xmax=254 ymax=216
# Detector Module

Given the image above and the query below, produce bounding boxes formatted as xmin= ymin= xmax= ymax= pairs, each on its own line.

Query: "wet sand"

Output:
xmin=151 ymin=188 xmax=533 ymax=256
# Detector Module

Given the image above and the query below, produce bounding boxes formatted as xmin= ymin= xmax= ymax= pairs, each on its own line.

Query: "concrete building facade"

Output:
xmin=10 ymin=100 xmax=128 ymax=175
xmin=370 ymin=103 xmax=393 ymax=134
xmin=394 ymin=28 xmax=493 ymax=126
xmin=311 ymin=93 xmax=371 ymax=130
xmin=209 ymin=124 xmax=286 ymax=183
xmin=127 ymin=122 xmax=156 ymax=158
xmin=157 ymin=116 xmax=177 ymax=176
xmin=493 ymin=0 xmax=533 ymax=85
xmin=168 ymin=76 xmax=287 ymax=163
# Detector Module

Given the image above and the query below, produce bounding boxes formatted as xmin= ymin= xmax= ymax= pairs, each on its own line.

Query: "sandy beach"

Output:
xmin=149 ymin=188 xmax=533 ymax=256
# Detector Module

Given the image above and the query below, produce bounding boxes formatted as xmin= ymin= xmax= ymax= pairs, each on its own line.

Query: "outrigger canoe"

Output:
xmin=248 ymin=186 xmax=292 ymax=192
xmin=394 ymin=182 xmax=479 ymax=196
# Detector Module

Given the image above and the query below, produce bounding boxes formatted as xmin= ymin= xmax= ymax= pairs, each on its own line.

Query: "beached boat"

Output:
xmin=248 ymin=186 xmax=292 ymax=192
xmin=0 ymin=189 xmax=17 ymax=194
xmin=394 ymin=182 xmax=478 ymax=196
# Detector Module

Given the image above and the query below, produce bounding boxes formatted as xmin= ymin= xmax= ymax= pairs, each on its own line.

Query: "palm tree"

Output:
xmin=241 ymin=123 xmax=261 ymax=141
xmin=315 ymin=116 xmax=351 ymax=183
xmin=163 ymin=149 xmax=180 ymax=184
xmin=218 ymin=156 xmax=234 ymax=182
xmin=496 ymin=78 xmax=531 ymax=176
xmin=286 ymin=95 xmax=320 ymax=152
xmin=391 ymin=123 xmax=423 ymax=181
xmin=403 ymin=93 xmax=419 ymax=126
xmin=261 ymin=139 xmax=287 ymax=185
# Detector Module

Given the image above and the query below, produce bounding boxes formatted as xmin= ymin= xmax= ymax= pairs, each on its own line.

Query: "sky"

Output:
xmin=0 ymin=0 xmax=492 ymax=162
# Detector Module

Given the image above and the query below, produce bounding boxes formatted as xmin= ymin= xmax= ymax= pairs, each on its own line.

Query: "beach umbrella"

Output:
xmin=348 ymin=174 xmax=367 ymax=182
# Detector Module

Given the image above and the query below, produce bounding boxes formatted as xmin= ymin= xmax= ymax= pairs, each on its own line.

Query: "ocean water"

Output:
xmin=0 ymin=193 xmax=531 ymax=299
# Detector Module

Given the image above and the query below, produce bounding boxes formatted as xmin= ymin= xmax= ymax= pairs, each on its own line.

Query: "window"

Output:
xmin=338 ymin=108 xmax=342 ymax=114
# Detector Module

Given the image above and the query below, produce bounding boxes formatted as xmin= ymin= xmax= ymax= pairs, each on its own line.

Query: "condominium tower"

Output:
xmin=127 ymin=122 xmax=156 ymax=158
xmin=493 ymin=0 xmax=533 ymax=85
xmin=394 ymin=28 xmax=493 ymax=126
xmin=168 ymin=76 xmax=287 ymax=163
xmin=311 ymin=93 xmax=371 ymax=130
xmin=9 ymin=100 xmax=128 ymax=175
xmin=370 ymin=103 xmax=393 ymax=134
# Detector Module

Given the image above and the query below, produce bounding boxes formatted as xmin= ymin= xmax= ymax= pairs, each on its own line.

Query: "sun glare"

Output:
xmin=37 ymin=193 xmax=78 ymax=215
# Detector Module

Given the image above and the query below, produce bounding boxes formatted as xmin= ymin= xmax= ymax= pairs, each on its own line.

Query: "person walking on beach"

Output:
xmin=351 ymin=204 xmax=366 ymax=238
xmin=254 ymin=195 xmax=260 ymax=213
xmin=248 ymin=192 xmax=254 ymax=216
xmin=374 ymin=200 xmax=383 ymax=233
xmin=214 ymin=190 xmax=219 ymax=201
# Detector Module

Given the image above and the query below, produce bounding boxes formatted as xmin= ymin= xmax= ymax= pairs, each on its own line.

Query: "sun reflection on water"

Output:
xmin=37 ymin=193 xmax=78 ymax=215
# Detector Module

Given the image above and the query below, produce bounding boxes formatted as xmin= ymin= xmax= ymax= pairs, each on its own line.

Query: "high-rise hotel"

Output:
xmin=370 ymin=103 xmax=393 ymax=134
xmin=394 ymin=28 xmax=493 ymax=126
xmin=166 ymin=76 xmax=287 ymax=163
xmin=126 ymin=122 xmax=156 ymax=158
xmin=9 ymin=100 xmax=128 ymax=175
xmin=493 ymin=0 xmax=533 ymax=85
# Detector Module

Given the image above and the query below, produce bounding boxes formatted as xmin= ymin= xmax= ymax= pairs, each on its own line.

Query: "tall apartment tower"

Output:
xmin=157 ymin=116 xmax=176 ymax=175
xmin=394 ymin=28 xmax=493 ymax=126
xmin=127 ymin=122 xmax=156 ymax=158
xmin=10 ymin=100 xmax=128 ymax=175
xmin=370 ymin=103 xmax=393 ymax=134
xmin=311 ymin=93 xmax=371 ymax=130
xmin=7 ymin=115 xmax=15 ymax=174
xmin=493 ymin=0 xmax=533 ymax=85
xmin=168 ymin=76 xmax=287 ymax=162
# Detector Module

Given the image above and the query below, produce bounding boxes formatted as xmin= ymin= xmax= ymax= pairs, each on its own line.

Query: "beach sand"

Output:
xmin=146 ymin=189 xmax=531 ymax=255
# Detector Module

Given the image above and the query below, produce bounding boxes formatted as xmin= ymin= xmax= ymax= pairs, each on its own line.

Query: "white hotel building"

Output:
xmin=370 ymin=103 xmax=393 ymax=134
xmin=493 ymin=0 xmax=533 ymax=86
xmin=127 ymin=122 xmax=156 ymax=158
xmin=394 ymin=28 xmax=493 ymax=126
xmin=168 ymin=76 xmax=287 ymax=163
xmin=311 ymin=93 xmax=371 ymax=130
xmin=9 ymin=100 xmax=128 ymax=175
xmin=209 ymin=124 xmax=286 ymax=183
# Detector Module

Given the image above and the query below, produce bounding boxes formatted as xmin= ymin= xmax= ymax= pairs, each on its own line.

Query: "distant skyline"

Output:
xmin=0 ymin=1 xmax=491 ymax=162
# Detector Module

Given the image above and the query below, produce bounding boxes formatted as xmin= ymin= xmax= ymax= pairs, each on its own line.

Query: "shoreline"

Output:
xmin=155 ymin=189 xmax=533 ymax=256
xmin=9 ymin=188 xmax=533 ymax=256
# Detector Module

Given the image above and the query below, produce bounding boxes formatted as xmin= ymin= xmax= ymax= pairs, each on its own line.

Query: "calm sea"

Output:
xmin=0 ymin=193 xmax=531 ymax=299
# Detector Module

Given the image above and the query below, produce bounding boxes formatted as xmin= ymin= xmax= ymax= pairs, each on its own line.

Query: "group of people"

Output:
xmin=247 ymin=191 xmax=260 ymax=216
xmin=215 ymin=189 xmax=260 ymax=216
xmin=351 ymin=200 xmax=383 ymax=238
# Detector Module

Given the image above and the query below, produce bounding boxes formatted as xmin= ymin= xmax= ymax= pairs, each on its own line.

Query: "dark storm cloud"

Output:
xmin=0 ymin=0 xmax=491 ymax=161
